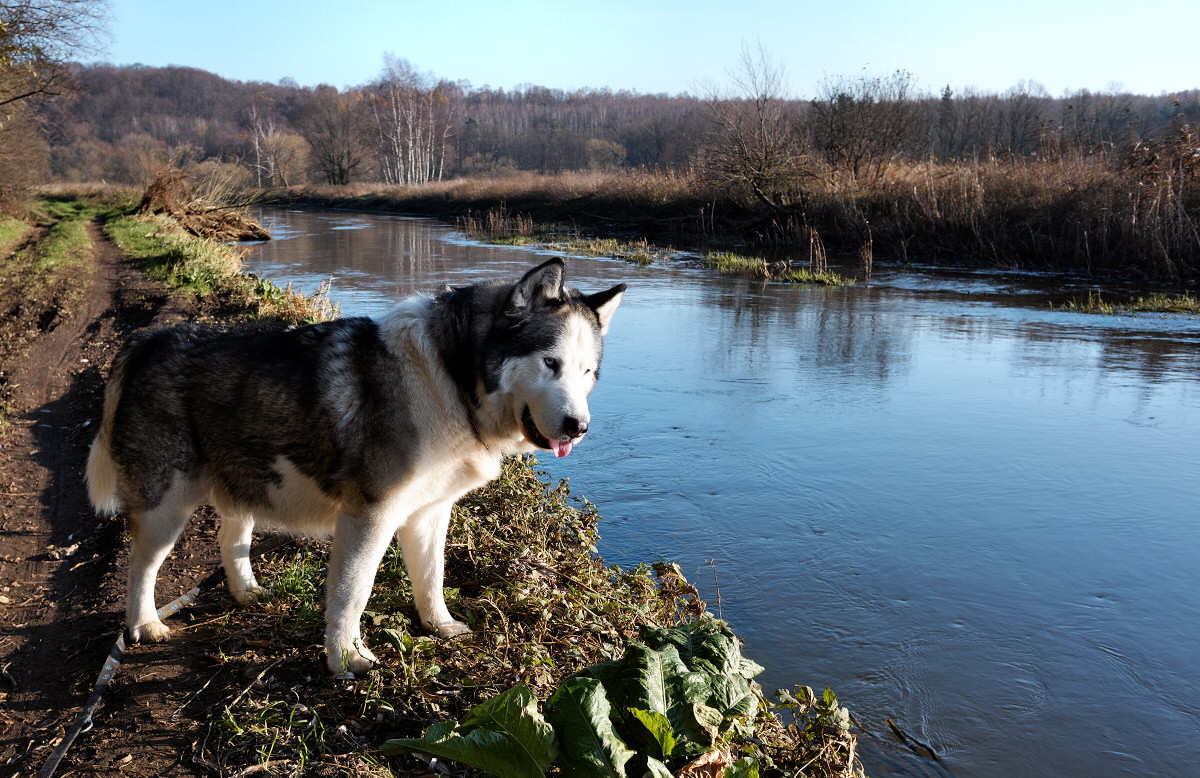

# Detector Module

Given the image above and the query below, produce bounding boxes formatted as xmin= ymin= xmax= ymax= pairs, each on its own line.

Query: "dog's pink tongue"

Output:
xmin=549 ymin=439 xmax=573 ymax=458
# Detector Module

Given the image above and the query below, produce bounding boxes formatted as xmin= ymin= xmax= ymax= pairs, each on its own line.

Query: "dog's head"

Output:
xmin=485 ymin=259 xmax=624 ymax=457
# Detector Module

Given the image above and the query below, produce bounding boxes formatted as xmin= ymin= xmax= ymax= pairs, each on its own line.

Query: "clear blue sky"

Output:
xmin=100 ymin=0 xmax=1195 ymax=98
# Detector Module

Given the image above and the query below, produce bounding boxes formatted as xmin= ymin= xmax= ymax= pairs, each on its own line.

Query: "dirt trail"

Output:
xmin=0 ymin=220 xmax=222 ymax=777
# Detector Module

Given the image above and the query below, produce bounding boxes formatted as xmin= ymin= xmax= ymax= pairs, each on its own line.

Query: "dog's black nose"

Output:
xmin=563 ymin=416 xmax=588 ymax=438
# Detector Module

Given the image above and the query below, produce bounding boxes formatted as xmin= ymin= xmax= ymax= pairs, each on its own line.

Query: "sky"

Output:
xmin=99 ymin=0 xmax=1195 ymax=99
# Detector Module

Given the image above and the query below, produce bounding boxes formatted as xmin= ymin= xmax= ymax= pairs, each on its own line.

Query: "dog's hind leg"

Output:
xmin=217 ymin=512 xmax=262 ymax=603
xmin=324 ymin=508 xmax=397 ymax=678
xmin=399 ymin=501 xmax=470 ymax=639
xmin=125 ymin=473 xmax=202 ymax=643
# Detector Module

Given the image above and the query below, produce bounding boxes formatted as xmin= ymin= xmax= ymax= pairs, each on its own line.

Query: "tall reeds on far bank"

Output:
xmin=273 ymin=147 xmax=1200 ymax=285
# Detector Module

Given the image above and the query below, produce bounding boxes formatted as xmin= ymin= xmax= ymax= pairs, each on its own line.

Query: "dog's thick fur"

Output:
xmin=86 ymin=259 xmax=624 ymax=676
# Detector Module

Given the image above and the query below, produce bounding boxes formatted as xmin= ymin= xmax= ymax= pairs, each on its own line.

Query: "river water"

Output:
xmin=244 ymin=209 xmax=1200 ymax=777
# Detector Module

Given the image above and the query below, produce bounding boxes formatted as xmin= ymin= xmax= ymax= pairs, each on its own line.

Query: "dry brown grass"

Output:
xmin=270 ymin=154 xmax=1198 ymax=284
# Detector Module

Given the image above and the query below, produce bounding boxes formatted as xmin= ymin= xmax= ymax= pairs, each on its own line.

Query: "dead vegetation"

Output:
xmin=137 ymin=166 xmax=271 ymax=242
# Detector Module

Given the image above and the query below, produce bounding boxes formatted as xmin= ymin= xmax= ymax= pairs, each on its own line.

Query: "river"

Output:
xmin=244 ymin=209 xmax=1200 ymax=777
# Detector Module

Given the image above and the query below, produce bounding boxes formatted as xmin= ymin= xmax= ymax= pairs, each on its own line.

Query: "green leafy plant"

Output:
xmin=383 ymin=620 xmax=769 ymax=778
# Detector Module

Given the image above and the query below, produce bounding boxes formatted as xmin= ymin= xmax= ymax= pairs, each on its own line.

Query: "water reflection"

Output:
xmin=246 ymin=209 xmax=1200 ymax=778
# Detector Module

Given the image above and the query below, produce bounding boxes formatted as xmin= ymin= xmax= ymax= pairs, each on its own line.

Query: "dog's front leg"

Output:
xmin=399 ymin=501 xmax=471 ymax=638
xmin=324 ymin=508 xmax=396 ymax=678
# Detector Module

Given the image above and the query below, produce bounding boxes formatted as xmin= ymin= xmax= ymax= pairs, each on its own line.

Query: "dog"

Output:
xmin=86 ymin=258 xmax=624 ymax=676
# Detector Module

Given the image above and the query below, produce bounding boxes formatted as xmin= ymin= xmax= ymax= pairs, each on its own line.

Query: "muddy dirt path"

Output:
xmin=0 ymin=220 xmax=228 ymax=777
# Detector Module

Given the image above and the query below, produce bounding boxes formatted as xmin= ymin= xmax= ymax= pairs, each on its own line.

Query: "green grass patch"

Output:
xmin=489 ymin=234 xmax=545 ymax=246
xmin=701 ymin=251 xmax=855 ymax=286
xmin=777 ymin=267 xmax=856 ymax=286
xmin=456 ymin=205 xmax=670 ymax=266
xmin=701 ymin=251 xmax=769 ymax=277
xmin=105 ymin=212 xmax=242 ymax=296
xmin=209 ymin=456 xmax=861 ymax=777
xmin=104 ymin=211 xmax=335 ymax=324
xmin=0 ymin=214 xmax=28 ymax=253
xmin=34 ymin=200 xmax=98 ymax=275
xmin=1053 ymin=290 xmax=1200 ymax=315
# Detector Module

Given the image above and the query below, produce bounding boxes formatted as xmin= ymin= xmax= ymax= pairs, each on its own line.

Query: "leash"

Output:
xmin=38 ymin=537 xmax=295 ymax=778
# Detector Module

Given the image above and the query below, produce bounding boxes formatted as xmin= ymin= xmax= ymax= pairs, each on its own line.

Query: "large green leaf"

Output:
xmin=635 ymin=622 xmax=764 ymax=743
xmin=381 ymin=685 xmax=555 ymax=778
xmin=547 ymin=676 xmax=636 ymax=778
xmin=626 ymin=707 xmax=676 ymax=760
xmin=618 ymin=642 xmax=711 ymax=757
xmin=460 ymin=684 xmax=558 ymax=771
xmin=638 ymin=621 xmax=729 ymax=677
xmin=706 ymin=675 xmax=757 ymax=734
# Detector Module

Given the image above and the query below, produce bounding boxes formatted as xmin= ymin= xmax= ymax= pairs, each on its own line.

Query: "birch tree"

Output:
xmin=370 ymin=54 xmax=455 ymax=184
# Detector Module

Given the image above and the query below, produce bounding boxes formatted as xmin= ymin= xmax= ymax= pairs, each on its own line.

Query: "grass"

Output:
xmin=36 ymin=200 xmax=100 ymax=275
xmin=456 ymin=205 xmax=669 ymax=266
xmin=203 ymin=456 xmax=862 ymax=777
xmin=1052 ymin=289 xmax=1200 ymax=315
xmin=0 ymin=214 xmax=28 ymax=253
xmin=104 ymin=211 xmax=336 ymax=324
xmin=267 ymin=155 xmax=1200 ymax=285
xmin=700 ymin=251 xmax=856 ymax=286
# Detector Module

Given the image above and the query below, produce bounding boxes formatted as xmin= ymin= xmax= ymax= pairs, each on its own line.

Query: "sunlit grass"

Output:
xmin=105 ymin=211 xmax=336 ymax=324
xmin=701 ymin=251 xmax=855 ymax=286
xmin=1053 ymin=290 xmax=1200 ymax=315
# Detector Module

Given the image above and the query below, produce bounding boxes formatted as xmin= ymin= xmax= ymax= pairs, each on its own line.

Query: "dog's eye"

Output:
xmin=543 ymin=357 xmax=559 ymax=372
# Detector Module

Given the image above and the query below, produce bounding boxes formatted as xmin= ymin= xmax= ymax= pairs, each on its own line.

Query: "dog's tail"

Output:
xmin=86 ymin=345 xmax=134 ymax=516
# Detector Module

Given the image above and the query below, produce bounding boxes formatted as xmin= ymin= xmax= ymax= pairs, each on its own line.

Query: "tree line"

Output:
xmin=33 ymin=57 xmax=1200 ymax=191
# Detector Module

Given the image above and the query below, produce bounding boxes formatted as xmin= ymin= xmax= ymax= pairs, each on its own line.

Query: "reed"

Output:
xmin=268 ymin=149 xmax=1200 ymax=285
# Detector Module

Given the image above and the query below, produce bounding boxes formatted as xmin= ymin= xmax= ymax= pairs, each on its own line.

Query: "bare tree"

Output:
xmin=294 ymin=85 xmax=367 ymax=185
xmin=247 ymin=91 xmax=277 ymax=187
xmin=1 ymin=0 xmax=108 ymax=203
xmin=1002 ymin=81 xmax=1049 ymax=155
xmin=369 ymin=54 xmax=455 ymax=185
xmin=700 ymin=44 xmax=806 ymax=215
xmin=245 ymin=91 xmax=307 ymax=187
xmin=810 ymin=69 xmax=922 ymax=181
xmin=1 ymin=0 xmax=108 ymax=108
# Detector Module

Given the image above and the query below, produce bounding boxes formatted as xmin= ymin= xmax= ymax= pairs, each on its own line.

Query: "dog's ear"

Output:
xmin=506 ymin=258 xmax=565 ymax=316
xmin=585 ymin=283 xmax=626 ymax=336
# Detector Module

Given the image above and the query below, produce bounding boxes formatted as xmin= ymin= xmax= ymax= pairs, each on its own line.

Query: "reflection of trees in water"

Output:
xmin=696 ymin=281 xmax=913 ymax=388
xmin=1095 ymin=336 xmax=1200 ymax=382
xmin=697 ymin=277 xmax=1200 ymax=400
xmin=1011 ymin=321 xmax=1200 ymax=385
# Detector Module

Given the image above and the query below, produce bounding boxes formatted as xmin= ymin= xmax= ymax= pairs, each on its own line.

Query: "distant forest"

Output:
xmin=39 ymin=59 xmax=1200 ymax=188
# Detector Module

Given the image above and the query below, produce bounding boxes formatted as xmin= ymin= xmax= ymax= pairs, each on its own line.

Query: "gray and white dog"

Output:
xmin=86 ymin=258 xmax=624 ymax=676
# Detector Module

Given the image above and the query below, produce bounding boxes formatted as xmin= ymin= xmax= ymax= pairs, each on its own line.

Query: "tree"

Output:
xmin=810 ymin=69 xmax=922 ymax=181
xmin=699 ymin=44 xmax=806 ymax=215
xmin=369 ymin=54 xmax=456 ymax=185
xmin=294 ymin=85 xmax=367 ymax=185
xmin=1 ymin=0 xmax=107 ymax=108
xmin=1 ymin=0 xmax=108 ymax=203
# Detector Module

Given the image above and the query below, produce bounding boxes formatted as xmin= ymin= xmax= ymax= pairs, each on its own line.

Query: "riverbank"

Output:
xmin=0 ymin=195 xmax=864 ymax=777
xmin=258 ymin=159 xmax=1200 ymax=289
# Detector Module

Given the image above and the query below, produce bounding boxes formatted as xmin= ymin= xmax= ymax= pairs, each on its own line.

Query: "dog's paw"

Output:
xmin=129 ymin=619 xmax=171 ymax=643
xmin=230 ymin=585 xmax=268 ymax=605
xmin=328 ymin=642 xmax=378 ymax=679
xmin=434 ymin=619 xmax=472 ymax=639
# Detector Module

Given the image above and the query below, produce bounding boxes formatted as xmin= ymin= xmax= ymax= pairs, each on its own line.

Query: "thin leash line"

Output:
xmin=37 ymin=536 xmax=296 ymax=778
